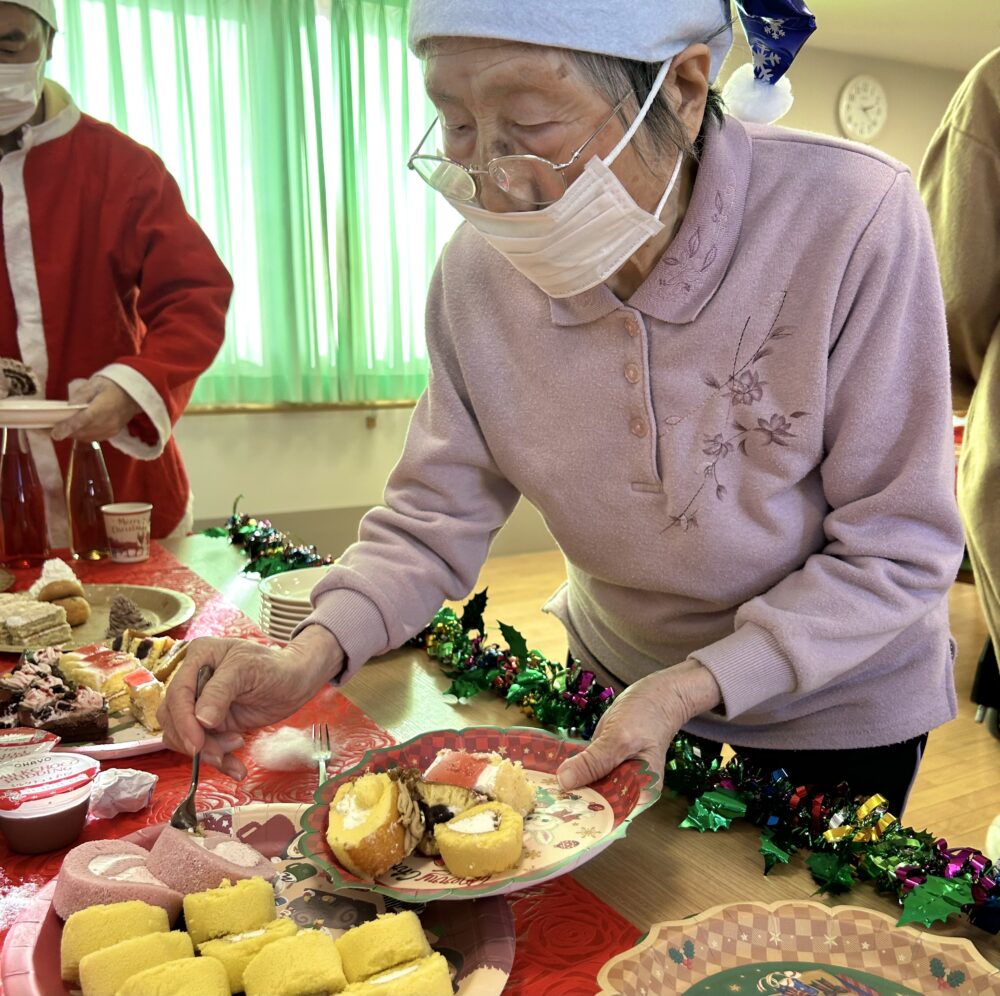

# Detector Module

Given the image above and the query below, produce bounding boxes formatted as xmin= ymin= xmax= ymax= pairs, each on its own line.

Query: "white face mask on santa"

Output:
xmin=0 ymin=57 xmax=45 ymax=136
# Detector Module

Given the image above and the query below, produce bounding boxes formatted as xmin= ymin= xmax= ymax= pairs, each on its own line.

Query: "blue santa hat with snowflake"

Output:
xmin=721 ymin=0 xmax=816 ymax=124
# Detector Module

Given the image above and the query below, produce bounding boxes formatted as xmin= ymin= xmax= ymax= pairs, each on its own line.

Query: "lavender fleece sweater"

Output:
xmin=305 ymin=115 xmax=965 ymax=750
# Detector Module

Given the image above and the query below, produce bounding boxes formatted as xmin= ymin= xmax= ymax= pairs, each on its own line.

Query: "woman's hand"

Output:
xmin=556 ymin=659 xmax=721 ymax=790
xmin=157 ymin=625 xmax=346 ymax=780
xmin=51 ymin=376 xmax=142 ymax=442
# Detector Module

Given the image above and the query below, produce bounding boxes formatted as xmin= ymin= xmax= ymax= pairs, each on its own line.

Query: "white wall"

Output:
xmin=177 ymin=45 xmax=968 ymax=543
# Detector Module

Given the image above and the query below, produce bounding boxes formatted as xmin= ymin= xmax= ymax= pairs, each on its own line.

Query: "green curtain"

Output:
xmin=49 ymin=0 xmax=455 ymax=404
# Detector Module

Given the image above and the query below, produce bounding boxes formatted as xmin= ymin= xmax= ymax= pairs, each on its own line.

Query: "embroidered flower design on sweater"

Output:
xmin=656 ymin=189 xmax=730 ymax=294
xmin=662 ymin=293 xmax=810 ymax=532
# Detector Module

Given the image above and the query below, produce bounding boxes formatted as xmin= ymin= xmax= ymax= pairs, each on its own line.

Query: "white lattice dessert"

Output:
xmin=325 ymin=771 xmax=424 ymax=878
xmin=435 ymin=801 xmax=524 ymax=878
xmin=423 ymin=749 xmax=536 ymax=817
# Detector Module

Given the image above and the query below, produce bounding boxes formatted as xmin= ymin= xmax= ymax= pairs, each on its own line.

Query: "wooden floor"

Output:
xmin=456 ymin=552 xmax=1000 ymax=855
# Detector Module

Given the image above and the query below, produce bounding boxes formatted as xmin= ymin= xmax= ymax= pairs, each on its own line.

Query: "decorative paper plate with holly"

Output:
xmin=299 ymin=725 xmax=660 ymax=902
xmin=596 ymin=900 xmax=1000 ymax=995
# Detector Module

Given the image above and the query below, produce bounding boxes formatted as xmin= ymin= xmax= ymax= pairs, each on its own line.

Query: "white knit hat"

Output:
xmin=11 ymin=1 xmax=57 ymax=30
xmin=408 ymin=0 xmax=734 ymax=84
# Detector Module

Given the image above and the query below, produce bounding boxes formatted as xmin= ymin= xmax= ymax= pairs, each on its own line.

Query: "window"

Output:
xmin=49 ymin=0 xmax=459 ymax=404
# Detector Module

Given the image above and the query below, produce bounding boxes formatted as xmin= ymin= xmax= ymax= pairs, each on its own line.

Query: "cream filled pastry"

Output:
xmin=422 ymin=749 xmax=536 ymax=817
xmin=434 ymin=801 xmax=524 ymax=878
xmin=146 ymin=827 xmax=277 ymax=895
xmin=325 ymin=771 xmax=424 ymax=878
xmin=52 ymin=839 xmax=183 ymax=922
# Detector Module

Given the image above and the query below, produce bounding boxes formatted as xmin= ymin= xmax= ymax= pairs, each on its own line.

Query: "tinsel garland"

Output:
xmin=415 ymin=590 xmax=1000 ymax=935
xmin=409 ymin=590 xmax=615 ymax=740
xmin=205 ymin=497 xmax=335 ymax=577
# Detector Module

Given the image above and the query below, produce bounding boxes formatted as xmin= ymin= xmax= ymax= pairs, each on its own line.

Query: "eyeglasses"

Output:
xmin=407 ymin=93 xmax=632 ymax=208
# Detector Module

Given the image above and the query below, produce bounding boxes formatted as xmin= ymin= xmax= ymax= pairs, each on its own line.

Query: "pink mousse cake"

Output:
xmin=145 ymin=827 xmax=276 ymax=895
xmin=52 ymin=839 xmax=183 ymax=922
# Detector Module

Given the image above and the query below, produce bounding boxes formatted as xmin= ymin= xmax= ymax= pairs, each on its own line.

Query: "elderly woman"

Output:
xmin=160 ymin=2 xmax=963 ymax=815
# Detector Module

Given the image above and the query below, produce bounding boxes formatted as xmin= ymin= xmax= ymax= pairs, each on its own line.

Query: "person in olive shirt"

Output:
xmin=920 ymin=47 xmax=1000 ymax=738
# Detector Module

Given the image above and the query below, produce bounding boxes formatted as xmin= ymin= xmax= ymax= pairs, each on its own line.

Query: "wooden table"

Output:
xmin=162 ymin=535 xmax=1000 ymax=970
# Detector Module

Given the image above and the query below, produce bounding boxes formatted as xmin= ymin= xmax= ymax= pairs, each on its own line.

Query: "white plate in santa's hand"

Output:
xmin=0 ymin=400 xmax=86 ymax=429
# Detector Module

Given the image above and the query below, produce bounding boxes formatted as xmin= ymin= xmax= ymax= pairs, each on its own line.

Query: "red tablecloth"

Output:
xmin=0 ymin=543 xmax=640 ymax=995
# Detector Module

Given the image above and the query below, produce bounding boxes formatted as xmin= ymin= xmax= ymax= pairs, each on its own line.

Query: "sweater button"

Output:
xmin=629 ymin=416 xmax=648 ymax=437
xmin=624 ymin=363 xmax=641 ymax=384
xmin=624 ymin=315 xmax=640 ymax=337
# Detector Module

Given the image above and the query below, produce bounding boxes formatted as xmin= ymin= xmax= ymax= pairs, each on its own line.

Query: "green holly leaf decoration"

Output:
xmin=679 ymin=797 xmax=733 ymax=832
xmin=947 ymin=970 xmax=966 ymax=988
xmin=444 ymin=675 xmax=486 ymax=701
xmin=498 ymin=622 xmax=529 ymax=662
xmin=806 ymin=852 xmax=855 ymax=893
xmin=897 ymin=875 xmax=973 ymax=929
xmin=699 ymin=788 xmax=747 ymax=821
xmin=460 ymin=589 xmax=488 ymax=634
xmin=201 ymin=526 xmax=227 ymax=538
xmin=929 ymin=958 xmax=945 ymax=980
xmin=760 ymin=831 xmax=792 ymax=874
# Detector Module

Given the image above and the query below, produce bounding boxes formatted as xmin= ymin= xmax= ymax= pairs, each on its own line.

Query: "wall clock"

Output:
xmin=837 ymin=74 xmax=888 ymax=142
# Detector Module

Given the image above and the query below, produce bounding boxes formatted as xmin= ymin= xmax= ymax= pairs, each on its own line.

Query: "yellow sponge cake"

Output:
xmin=78 ymin=931 xmax=193 ymax=996
xmin=435 ymin=801 xmax=523 ymax=878
xmin=198 ymin=918 xmax=298 ymax=994
xmin=335 ymin=910 xmax=431 ymax=983
xmin=61 ymin=901 xmax=169 ymax=985
xmin=114 ymin=956 xmax=229 ymax=996
xmin=325 ymin=771 xmax=423 ymax=879
xmin=182 ymin=876 xmax=276 ymax=946
xmin=343 ymin=953 xmax=453 ymax=995
xmin=243 ymin=930 xmax=347 ymax=996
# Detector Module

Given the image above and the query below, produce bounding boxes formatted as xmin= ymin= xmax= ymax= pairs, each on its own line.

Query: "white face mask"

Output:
xmin=447 ymin=59 xmax=684 ymax=300
xmin=0 ymin=57 xmax=45 ymax=136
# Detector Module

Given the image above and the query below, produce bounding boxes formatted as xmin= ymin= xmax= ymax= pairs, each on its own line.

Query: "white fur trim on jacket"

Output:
xmin=1 ymin=85 xmax=82 ymax=546
xmin=89 ymin=363 xmax=172 ymax=460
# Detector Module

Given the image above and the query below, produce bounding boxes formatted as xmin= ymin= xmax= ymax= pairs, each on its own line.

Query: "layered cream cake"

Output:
xmin=335 ymin=910 xmax=431 ymax=983
xmin=146 ymin=826 xmax=276 ymax=895
xmin=110 ymin=629 xmax=185 ymax=682
xmin=242 ymin=930 xmax=347 ymax=996
xmin=123 ymin=666 xmax=164 ymax=732
xmin=115 ymin=955 xmax=230 ymax=996
xmin=2 ymin=601 xmax=72 ymax=647
xmin=52 ymin=839 xmax=183 ymax=922
xmin=343 ymin=953 xmax=453 ymax=995
xmin=59 ymin=644 xmax=139 ymax=710
xmin=198 ymin=918 xmax=298 ymax=994
xmin=182 ymin=876 xmax=276 ymax=946
xmin=77 ymin=930 xmax=193 ymax=996
xmin=325 ymin=771 xmax=424 ymax=878
xmin=60 ymin=900 xmax=169 ymax=985
xmin=423 ymin=749 xmax=536 ymax=816
xmin=435 ymin=801 xmax=524 ymax=878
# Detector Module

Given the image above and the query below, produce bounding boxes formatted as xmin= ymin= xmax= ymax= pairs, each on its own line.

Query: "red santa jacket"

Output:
xmin=0 ymin=82 xmax=231 ymax=541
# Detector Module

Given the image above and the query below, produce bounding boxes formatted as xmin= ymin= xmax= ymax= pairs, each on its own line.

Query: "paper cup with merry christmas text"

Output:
xmin=100 ymin=503 xmax=152 ymax=563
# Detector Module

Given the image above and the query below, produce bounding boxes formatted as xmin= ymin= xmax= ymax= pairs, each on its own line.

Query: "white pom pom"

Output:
xmin=987 ymin=812 xmax=1000 ymax=863
xmin=721 ymin=62 xmax=794 ymax=125
xmin=249 ymin=725 xmax=316 ymax=771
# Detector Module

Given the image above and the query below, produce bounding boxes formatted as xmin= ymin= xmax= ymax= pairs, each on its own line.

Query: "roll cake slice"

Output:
xmin=145 ymin=826 xmax=277 ymax=895
xmin=52 ymin=839 xmax=183 ymax=922
xmin=325 ymin=771 xmax=424 ymax=879
xmin=422 ymin=749 xmax=536 ymax=816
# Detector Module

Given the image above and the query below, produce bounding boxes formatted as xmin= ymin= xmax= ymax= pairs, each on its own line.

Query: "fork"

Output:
xmin=169 ymin=666 xmax=214 ymax=831
xmin=311 ymin=722 xmax=332 ymax=785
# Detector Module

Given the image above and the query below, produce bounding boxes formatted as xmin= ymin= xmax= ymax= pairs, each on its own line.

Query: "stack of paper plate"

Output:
xmin=257 ymin=566 xmax=330 ymax=643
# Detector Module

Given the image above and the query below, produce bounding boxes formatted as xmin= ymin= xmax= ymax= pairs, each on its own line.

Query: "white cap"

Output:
xmin=9 ymin=1 xmax=57 ymax=30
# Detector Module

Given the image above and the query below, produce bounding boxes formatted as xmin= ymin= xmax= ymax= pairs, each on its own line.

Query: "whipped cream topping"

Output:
xmin=447 ymin=811 xmax=500 ymax=835
xmin=107 ymin=865 xmax=163 ymax=885
xmin=474 ymin=762 xmax=500 ymax=795
xmin=334 ymin=792 xmax=370 ymax=830
xmin=88 ymin=854 xmax=140 ymax=876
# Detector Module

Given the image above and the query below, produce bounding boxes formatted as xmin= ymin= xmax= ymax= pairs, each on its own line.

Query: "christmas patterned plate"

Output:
xmin=0 ymin=803 xmax=516 ymax=996
xmin=595 ymin=900 xmax=1000 ymax=995
xmin=299 ymin=725 xmax=660 ymax=902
